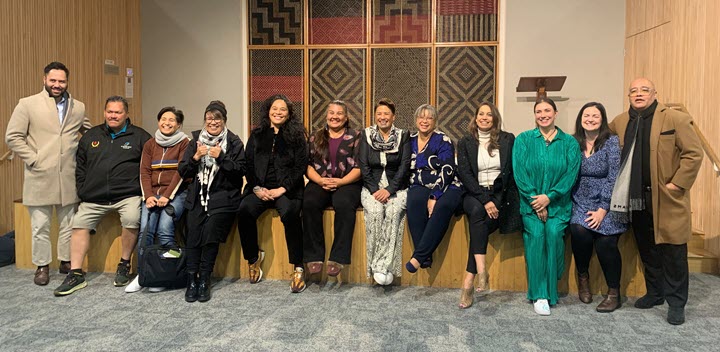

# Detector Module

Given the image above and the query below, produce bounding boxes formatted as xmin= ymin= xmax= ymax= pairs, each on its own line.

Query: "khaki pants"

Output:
xmin=28 ymin=204 xmax=77 ymax=266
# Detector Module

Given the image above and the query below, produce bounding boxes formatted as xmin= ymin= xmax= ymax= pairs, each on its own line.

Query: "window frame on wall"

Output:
xmin=247 ymin=0 xmax=499 ymax=141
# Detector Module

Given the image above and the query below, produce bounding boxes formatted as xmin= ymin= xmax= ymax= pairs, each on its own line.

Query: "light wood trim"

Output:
xmin=0 ymin=150 xmax=11 ymax=162
xmin=15 ymin=202 xmax=649 ymax=296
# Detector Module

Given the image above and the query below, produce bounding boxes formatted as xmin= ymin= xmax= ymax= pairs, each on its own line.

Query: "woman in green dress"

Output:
xmin=512 ymin=98 xmax=581 ymax=316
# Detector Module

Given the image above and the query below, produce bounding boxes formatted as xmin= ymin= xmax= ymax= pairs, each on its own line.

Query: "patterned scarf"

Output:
xmin=197 ymin=127 xmax=228 ymax=211
xmin=366 ymin=125 xmax=401 ymax=153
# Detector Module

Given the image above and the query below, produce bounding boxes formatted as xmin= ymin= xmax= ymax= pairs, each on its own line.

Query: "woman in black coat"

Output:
xmin=178 ymin=100 xmax=246 ymax=303
xmin=237 ymin=94 xmax=308 ymax=293
xmin=456 ymin=102 xmax=522 ymax=309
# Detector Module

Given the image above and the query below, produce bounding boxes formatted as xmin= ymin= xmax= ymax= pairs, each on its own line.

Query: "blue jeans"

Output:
xmin=139 ymin=191 xmax=187 ymax=247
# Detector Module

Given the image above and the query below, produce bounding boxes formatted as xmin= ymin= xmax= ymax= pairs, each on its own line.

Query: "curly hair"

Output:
xmin=258 ymin=94 xmax=306 ymax=146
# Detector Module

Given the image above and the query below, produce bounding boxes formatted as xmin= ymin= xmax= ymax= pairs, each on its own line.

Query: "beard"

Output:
xmin=44 ymin=83 xmax=66 ymax=98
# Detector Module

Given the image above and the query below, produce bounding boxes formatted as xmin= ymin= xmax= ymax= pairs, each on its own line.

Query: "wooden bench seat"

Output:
xmin=13 ymin=201 xmax=647 ymax=296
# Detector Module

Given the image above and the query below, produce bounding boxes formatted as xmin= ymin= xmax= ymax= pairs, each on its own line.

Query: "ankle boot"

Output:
xmin=198 ymin=272 xmax=212 ymax=302
xmin=578 ymin=272 xmax=592 ymax=303
xmin=596 ymin=287 xmax=621 ymax=312
xmin=185 ymin=273 xmax=199 ymax=303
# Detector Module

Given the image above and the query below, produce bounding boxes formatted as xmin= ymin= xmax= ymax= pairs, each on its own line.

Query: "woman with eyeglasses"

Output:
xmin=358 ymin=98 xmax=411 ymax=285
xmin=238 ymin=94 xmax=309 ymax=293
xmin=125 ymin=106 xmax=190 ymax=293
xmin=570 ymin=102 xmax=626 ymax=312
xmin=405 ymin=104 xmax=463 ymax=274
xmin=456 ymin=102 xmax=522 ymax=309
xmin=513 ymin=98 xmax=581 ymax=315
xmin=302 ymin=100 xmax=362 ymax=278
xmin=178 ymin=100 xmax=246 ymax=302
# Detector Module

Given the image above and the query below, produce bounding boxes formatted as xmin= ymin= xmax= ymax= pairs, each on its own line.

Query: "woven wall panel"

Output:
xmin=372 ymin=48 xmax=430 ymax=130
xmin=437 ymin=0 xmax=497 ymax=42
xmin=436 ymin=46 xmax=495 ymax=143
xmin=250 ymin=0 xmax=303 ymax=45
xmin=250 ymin=49 xmax=304 ymax=129
xmin=310 ymin=49 xmax=366 ymax=134
xmin=310 ymin=0 xmax=365 ymax=44
xmin=373 ymin=0 xmax=430 ymax=43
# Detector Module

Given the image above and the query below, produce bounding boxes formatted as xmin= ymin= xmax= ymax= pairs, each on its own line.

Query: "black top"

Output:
xmin=178 ymin=130 xmax=246 ymax=214
xmin=357 ymin=129 xmax=412 ymax=195
xmin=243 ymin=127 xmax=308 ymax=200
xmin=76 ymin=121 xmax=152 ymax=204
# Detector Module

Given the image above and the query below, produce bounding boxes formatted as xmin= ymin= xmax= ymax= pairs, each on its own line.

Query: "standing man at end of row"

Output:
xmin=5 ymin=62 xmax=92 ymax=286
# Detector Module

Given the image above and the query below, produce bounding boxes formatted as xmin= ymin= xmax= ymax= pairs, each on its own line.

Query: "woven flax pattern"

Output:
xmin=372 ymin=48 xmax=430 ymax=130
xmin=250 ymin=49 xmax=304 ymax=129
xmin=310 ymin=49 xmax=366 ymax=134
xmin=250 ymin=0 xmax=303 ymax=45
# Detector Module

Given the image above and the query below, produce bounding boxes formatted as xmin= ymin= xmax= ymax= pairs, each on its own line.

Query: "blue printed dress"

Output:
xmin=570 ymin=135 xmax=627 ymax=235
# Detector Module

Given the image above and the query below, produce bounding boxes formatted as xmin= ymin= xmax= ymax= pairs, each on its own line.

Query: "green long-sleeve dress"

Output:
xmin=512 ymin=127 xmax=581 ymax=304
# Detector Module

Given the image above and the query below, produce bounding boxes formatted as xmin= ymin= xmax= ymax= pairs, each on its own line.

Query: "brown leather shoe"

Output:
xmin=290 ymin=267 xmax=306 ymax=293
xmin=326 ymin=261 xmax=344 ymax=277
xmin=578 ymin=272 xmax=592 ymax=303
xmin=34 ymin=266 xmax=50 ymax=286
xmin=596 ymin=288 xmax=621 ymax=312
xmin=59 ymin=262 xmax=71 ymax=274
xmin=307 ymin=261 xmax=323 ymax=275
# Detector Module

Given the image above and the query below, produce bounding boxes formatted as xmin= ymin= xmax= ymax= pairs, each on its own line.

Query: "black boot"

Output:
xmin=185 ymin=273 xmax=199 ymax=303
xmin=198 ymin=272 xmax=212 ymax=302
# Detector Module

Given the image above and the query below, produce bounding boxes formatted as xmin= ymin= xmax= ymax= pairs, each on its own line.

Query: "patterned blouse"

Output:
xmin=409 ymin=130 xmax=462 ymax=199
xmin=571 ymin=135 xmax=627 ymax=235
xmin=308 ymin=127 xmax=361 ymax=178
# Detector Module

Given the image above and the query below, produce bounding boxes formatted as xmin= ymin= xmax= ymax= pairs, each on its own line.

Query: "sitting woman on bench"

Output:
xmin=302 ymin=100 xmax=362 ymax=279
xmin=238 ymin=94 xmax=308 ymax=293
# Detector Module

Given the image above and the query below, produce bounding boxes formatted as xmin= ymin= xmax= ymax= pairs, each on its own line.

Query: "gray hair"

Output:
xmin=414 ymin=104 xmax=437 ymax=120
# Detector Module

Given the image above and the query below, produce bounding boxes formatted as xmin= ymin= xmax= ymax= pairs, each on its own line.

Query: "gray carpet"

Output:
xmin=1 ymin=266 xmax=719 ymax=351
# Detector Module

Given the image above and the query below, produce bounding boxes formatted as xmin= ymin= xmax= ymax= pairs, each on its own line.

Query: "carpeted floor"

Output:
xmin=1 ymin=266 xmax=719 ymax=351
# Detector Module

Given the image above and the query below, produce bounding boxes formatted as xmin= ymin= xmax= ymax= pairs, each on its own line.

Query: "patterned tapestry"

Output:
xmin=437 ymin=0 xmax=497 ymax=42
xmin=250 ymin=49 xmax=304 ymax=130
xmin=250 ymin=0 xmax=303 ymax=45
xmin=310 ymin=0 xmax=365 ymax=44
xmin=436 ymin=46 xmax=495 ymax=143
xmin=373 ymin=0 xmax=430 ymax=43
xmin=310 ymin=49 xmax=366 ymax=134
xmin=372 ymin=48 xmax=430 ymax=130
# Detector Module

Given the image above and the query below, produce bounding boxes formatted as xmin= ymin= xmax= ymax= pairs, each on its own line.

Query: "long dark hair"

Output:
xmin=573 ymin=102 xmax=613 ymax=154
xmin=313 ymin=100 xmax=349 ymax=162
xmin=469 ymin=102 xmax=502 ymax=157
xmin=259 ymin=94 xmax=306 ymax=146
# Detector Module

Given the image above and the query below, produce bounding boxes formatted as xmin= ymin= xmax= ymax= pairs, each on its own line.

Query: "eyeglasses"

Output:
xmin=205 ymin=116 xmax=224 ymax=123
xmin=628 ymin=87 xmax=654 ymax=97
xmin=417 ymin=115 xmax=435 ymax=121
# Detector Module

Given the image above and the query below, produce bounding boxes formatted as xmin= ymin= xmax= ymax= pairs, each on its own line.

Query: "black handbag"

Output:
xmin=137 ymin=206 xmax=187 ymax=288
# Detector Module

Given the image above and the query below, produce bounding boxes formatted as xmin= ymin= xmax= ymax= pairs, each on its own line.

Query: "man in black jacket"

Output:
xmin=54 ymin=96 xmax=151 ymax=296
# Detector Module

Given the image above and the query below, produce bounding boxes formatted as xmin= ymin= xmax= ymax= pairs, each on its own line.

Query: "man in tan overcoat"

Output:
xmin=609 ymin=78 xmax=703 ymax=325
xmin=5 ymin=62 xmax=91 ymax=285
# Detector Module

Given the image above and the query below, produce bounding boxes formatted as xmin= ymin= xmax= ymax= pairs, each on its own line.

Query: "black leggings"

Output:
xmin=569 ymin=224 xmax=622 ymax=289
xmin=186 ymin=243 xmax=220 ymax=275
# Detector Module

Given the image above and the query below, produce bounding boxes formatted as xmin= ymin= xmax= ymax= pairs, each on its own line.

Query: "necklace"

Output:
xmin=541 ymin=128 xmax=557 ymax=146
xmin=586 ymin=140 xmax=595 ymax=156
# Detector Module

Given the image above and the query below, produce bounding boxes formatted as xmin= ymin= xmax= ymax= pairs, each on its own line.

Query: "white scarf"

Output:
xmin=197 ymin=128 xmax=228 ymax=211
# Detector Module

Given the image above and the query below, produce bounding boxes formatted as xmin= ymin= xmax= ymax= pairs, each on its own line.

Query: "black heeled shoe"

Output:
xmin=198 ymin=272 xmax=212 ymax=302
xmin=185 ymin=273 xmax=199 ymax=303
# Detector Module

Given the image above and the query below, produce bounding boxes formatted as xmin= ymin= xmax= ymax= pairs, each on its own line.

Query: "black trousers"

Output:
xmin=185 ymin=211 xmax=235 ymax=274
xmin=237 ymin=193 xmax=303 ymax=265
xmin=569 ymin=224 xmax=622 ymax=289
xmin=302 ymin=182 xmax=361 ymax=264
xmin=632 ymin=208 xmax=688 ymax=308
xmin=406 ymin=187 xmax=463 ymax=264
xmin=463 ymin=191 xmax=499 ymax=274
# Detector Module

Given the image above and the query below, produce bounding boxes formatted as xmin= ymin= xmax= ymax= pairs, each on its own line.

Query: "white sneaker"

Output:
xmin=373 ymin=272 xmax=387 ymax=285
xmin=533 ymin=299 xmax=551 ymax=316
xmin=147 ymin=287 xmax=166 ymax=293
xmin=384 ymin=273 xmax=394 ymax=285
xmin=124 ymin=276 xmax=142 ymax=293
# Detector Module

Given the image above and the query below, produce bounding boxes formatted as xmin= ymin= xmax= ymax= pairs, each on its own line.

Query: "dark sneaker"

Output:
xmin=114 ymin=262 xmax=132 ymax=287
xmin=54 ymin=272 xmax=87 ymax=296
